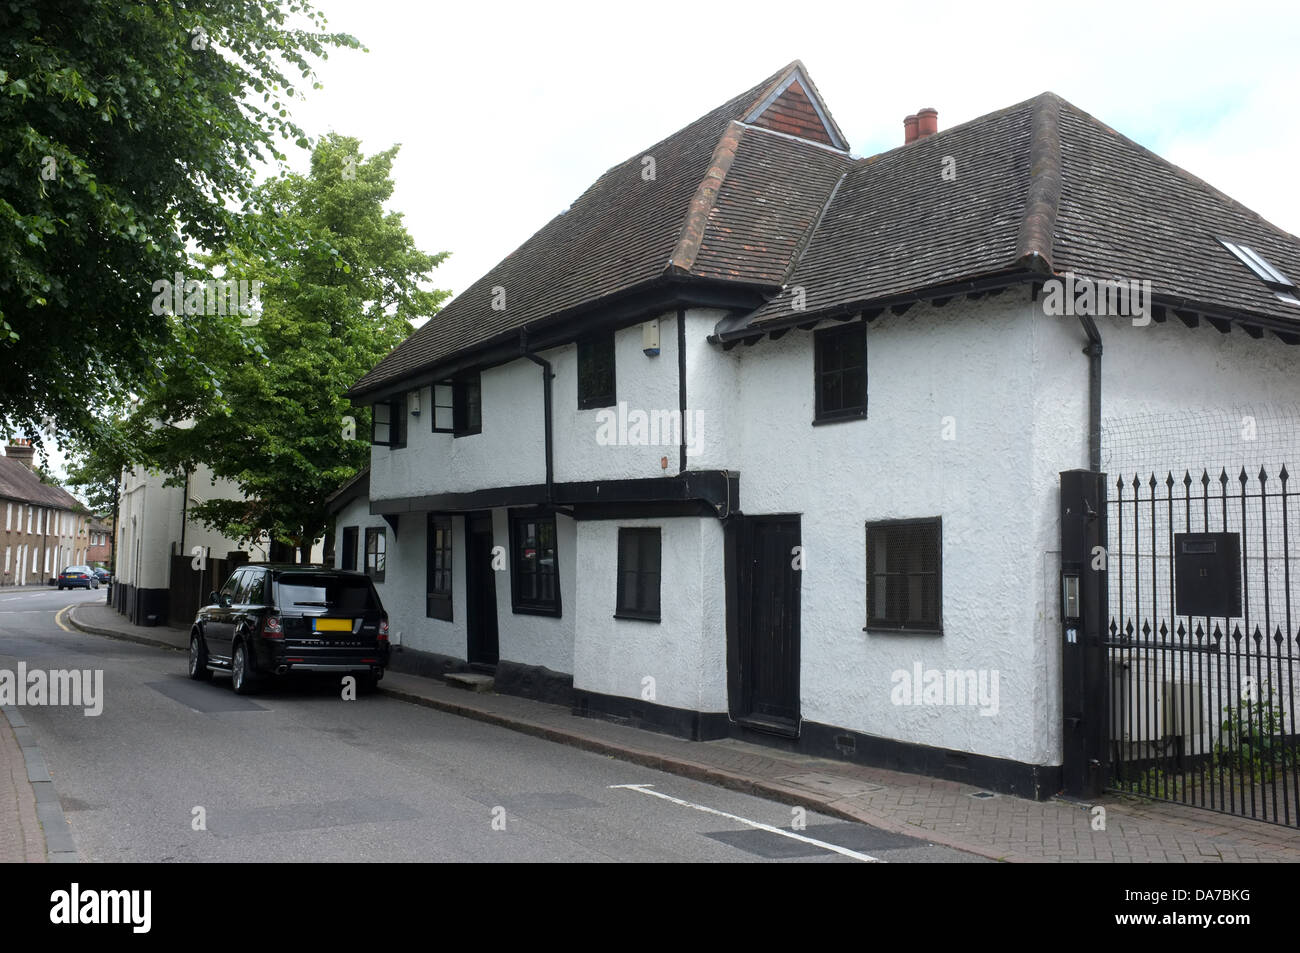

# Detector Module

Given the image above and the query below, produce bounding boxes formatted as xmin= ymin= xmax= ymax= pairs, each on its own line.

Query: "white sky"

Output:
xmin=288 ymin=0 xmax=1300 ymax=301
xmin=30 ymin=0 xmax=1300 ymax=489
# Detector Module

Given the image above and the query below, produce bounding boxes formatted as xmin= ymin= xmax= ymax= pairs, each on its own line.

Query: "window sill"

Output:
xmin=579 ymin=399 xmax=617 ymax=411
xmin=613 ymin=612 xmax=660 ymax=623
xmin=863 ymin=625 xmax=943 ymax=636
xmin=512 ymin=604 xmax=561 ymax=618
xmin=452 ymin=429 xmax=481 ymax=439
xmin=812 ymin=410 xmax=867 ymax=427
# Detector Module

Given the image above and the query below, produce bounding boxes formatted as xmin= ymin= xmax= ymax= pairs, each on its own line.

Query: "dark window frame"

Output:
xmin=427 ymin=514 xmax=453 ymax=621
xmin=577 ymin=332 xmax=616 ymax=410
xmin=453 ymin=372 xmax=482 ymax=437
xmin=865 ymin=517 xmax=942 ymax=634
xmin=614 ymin=527 xmax=661 ymax=622
xmin=814 ymin=322 xmax=867 ymax=424
xmin=370 ymin=395 xmax=407 ymax=448
xmin=509 ymin=509 xmax=562 ymax=617
xmin=431 ymin=381 xmax=455 ymax=434
xmin=341 ymin=526 xmax=358 ymax=571
xmin=365 ymin=526 xmax=387 ymax=583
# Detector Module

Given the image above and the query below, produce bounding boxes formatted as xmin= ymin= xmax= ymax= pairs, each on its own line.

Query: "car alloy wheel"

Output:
xmin=231 ymin=643 xmax=257 ymax=695
xmin=189 ymin=633 xmax=212 ymax=681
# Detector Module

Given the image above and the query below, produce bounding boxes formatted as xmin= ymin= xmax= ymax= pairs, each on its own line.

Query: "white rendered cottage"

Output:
xmin=337 ymin=62 xmax=1300 ymax=798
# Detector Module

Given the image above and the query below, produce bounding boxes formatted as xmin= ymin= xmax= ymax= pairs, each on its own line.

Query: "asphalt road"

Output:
xmin=0 ymin=587 xmax=983 ymax=863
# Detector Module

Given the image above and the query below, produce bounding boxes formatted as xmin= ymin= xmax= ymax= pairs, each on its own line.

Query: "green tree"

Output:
xmin=135 ymin=136 xmax=448 ymax=561
xmin=0 ymin=0 xmax=361 ymax=448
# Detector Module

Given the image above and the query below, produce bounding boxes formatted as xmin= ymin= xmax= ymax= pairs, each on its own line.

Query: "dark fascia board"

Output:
xmin=349 ymin=277 xmax=769 ymax=405
xmin=712 ymin=268 xmax=1034 ymax=343
xmin=713 ymin=269 xmax=1300 ymax=346
xmin=371 ymin=471 xmax=739 ymax=519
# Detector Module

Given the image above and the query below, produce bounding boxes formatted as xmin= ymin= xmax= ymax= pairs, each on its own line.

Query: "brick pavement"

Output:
xmin=0 ymin=709 xmax=46 ymax=862
xmin=69 ymin=603 xmax=1300 ymax=862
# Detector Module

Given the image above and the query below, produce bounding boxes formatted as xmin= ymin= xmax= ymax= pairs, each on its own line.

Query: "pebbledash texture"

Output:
xmin=333 ymin=61 xmax=1300 ymax=801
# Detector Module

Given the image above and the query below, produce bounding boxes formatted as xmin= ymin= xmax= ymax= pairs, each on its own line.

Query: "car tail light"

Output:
xmin=378 ymin=617 xmax=389 ymax=642
xmin=262 ymin=616 xmax=283 ymax=639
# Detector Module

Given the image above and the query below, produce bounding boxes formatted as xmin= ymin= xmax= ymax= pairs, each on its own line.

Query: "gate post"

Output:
xmin=1060 ymin=469 xmax=1108 ymax=798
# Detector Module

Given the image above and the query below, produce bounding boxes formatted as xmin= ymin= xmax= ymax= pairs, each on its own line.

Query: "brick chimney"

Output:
xmin=903 ymin=114 xmax=919 ymax=144
xmin=5 ymin=439 xmax=35 ymax=469
xmin=916 ymin=107 xmax=938 ymax=139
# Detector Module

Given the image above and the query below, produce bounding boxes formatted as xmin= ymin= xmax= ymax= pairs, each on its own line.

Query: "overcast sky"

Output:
xmin=30 ymin=0 xmax=1300 ymax=487
xmin=288 ymin=0 xmax=1300 ymax=301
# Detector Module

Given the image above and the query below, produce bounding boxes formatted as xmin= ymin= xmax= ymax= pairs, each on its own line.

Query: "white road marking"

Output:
xmin=609 ymin=783 xmax=881 ymax=862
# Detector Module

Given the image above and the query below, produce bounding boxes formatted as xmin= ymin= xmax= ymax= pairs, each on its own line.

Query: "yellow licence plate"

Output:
xmin=314 ymin=618 xmax=352 ymax=632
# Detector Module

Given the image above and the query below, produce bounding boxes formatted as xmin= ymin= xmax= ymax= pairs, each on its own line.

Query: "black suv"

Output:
xmin=189 ymin=565 xmax=390 ymax=694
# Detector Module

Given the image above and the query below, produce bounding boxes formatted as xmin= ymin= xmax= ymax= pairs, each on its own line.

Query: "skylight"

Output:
xmin=1219 ymin=239 xmax=1299 ymax=304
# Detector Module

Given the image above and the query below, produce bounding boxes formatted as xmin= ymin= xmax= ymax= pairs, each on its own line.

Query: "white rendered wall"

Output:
xmin=716 ymin=292 xmax=1053 ymax=765
xmin=491 ymin=508 xmax=576 ymax=674
xmin=573 ymin=516 xmax=727 ymax=712
xmin=369 ymin=313 xmax=687 ymax=503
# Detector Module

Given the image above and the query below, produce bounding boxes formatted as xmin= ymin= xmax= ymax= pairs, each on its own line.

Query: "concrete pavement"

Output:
xmin=66 ymin=601 xmax=1300 ymax=862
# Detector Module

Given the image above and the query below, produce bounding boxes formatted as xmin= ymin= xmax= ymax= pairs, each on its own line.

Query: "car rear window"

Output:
xmin=275 ymin=575 xmax=381 ymax=613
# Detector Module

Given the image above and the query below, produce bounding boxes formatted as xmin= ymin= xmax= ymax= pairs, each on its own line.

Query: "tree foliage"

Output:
xmin=133 ymin=136 xmax=448 ymax=559
xmin=0 ymin=0 xmax=361 ymax=448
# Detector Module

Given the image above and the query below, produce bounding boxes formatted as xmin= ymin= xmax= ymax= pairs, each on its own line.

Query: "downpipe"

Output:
xmin=1078 ymin=315 xmax=1102 ymax=471
xmin=520 ymin=328 xmax=555 ymax=505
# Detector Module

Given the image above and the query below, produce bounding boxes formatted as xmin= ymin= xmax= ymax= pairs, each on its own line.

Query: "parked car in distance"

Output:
xmin=92 ymin=568 xmax=112 ymax=584
xmin=189 ymin=564 xmax=390 ymax=695
xmin=57 ymin=566 xmax=99 ymax=590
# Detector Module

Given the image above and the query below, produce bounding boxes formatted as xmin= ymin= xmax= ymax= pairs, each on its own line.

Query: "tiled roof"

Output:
xmin=1052 ymin=99 xmax=1300 ymax=324
xmin=349 ymin=62 xmax=849 ymax=398
xmin=354 ymin=69 xmax=1300 ymax=397
xmin=0 ymin=455 xmax=84 ymax=510
xmin=745 ymin=92 xmax=1300 ymax=330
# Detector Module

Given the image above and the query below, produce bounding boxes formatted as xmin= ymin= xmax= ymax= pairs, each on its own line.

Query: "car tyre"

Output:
xmin=231 ymin=641 xmax=258 ymax=695
xmin=357 ymin=672 xmax=380 ymax=695
xmin=188 ymin=632 xmax=212 ymax=681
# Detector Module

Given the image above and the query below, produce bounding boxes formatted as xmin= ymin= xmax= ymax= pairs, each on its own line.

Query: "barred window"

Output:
xmin=615 ymin=527 xmax=661 ymax=621
xmin=866 ymin=518 xmax=941 ymax=632
xmin=510 ymin=512 xmax=560 ymax=616
xmin=427 ymin=515 xmax=453 ymax=621
xmin=365 ymin=527 xmax=387 ymax=583
xmin=815 ymin=322 xmax=866 ymax=422
xmin=578 ymin=333 xmax=616 ymax=409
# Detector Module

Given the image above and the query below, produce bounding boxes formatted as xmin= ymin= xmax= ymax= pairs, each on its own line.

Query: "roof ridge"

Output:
xmin=666 ymin=121 xmax=746 ymax=275
xmin=741 ymin=60 xmax=803 ymax=116
xmin=1014 ymin=92 xmax=1064 ymax=273
xmin=1057 ymin=98 xmax=1300 ymax=246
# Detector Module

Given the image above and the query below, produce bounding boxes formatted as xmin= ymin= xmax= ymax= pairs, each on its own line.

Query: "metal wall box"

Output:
xmin=1174 ymin=532 xmax=1241 ymax=618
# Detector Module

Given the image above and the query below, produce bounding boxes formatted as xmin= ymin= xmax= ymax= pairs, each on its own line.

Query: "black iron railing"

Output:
xmin=1106 ymin=467 xmax=1300 ymax=827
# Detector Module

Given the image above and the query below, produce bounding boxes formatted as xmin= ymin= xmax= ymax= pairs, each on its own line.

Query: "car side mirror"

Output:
xmin=208 ymin=590 xmax=220 ymax=606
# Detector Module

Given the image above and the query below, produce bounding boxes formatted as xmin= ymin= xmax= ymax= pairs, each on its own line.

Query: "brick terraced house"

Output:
xmin=334 ymin=62 xmax=1300 ymax=799
xmin=1 ymin=440 xmax=91 ymax=587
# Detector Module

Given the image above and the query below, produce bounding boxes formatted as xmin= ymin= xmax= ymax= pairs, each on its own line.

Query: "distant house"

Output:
xmin=335 ymin=62 xmax=1300 ymax=798
xmin=0 ymin=439 xmax=90 ymax=586
xmin=86 ymin=516 xmax=112 ymax=568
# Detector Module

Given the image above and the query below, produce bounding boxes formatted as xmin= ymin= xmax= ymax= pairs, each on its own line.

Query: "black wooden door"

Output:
xmin=740 ymin=516 xmax=801 ymax=730
xmin=465 ymin=513 xmax=500 ymax=667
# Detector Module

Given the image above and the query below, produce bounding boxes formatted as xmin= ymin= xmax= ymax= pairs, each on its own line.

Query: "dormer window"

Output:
xmin=1219 ymin=239 xmax=1300 ymax=305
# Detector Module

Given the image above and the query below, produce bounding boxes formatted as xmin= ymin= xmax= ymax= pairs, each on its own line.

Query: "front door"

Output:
xmin=737 ymin=516 xmax=802 ymax=733
xmin=465 ymin=513 xmax=500 ymax=668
